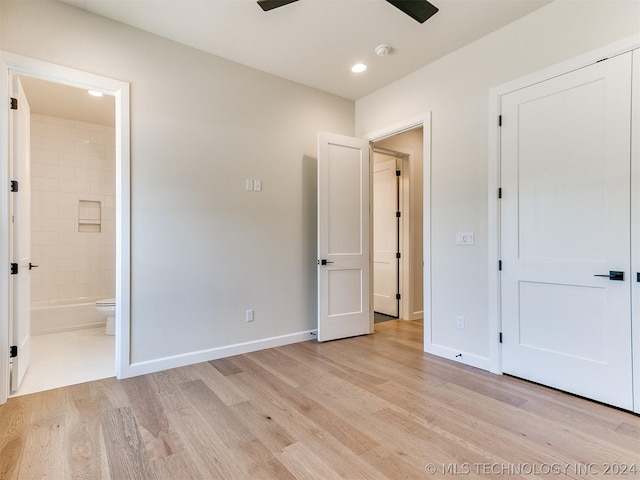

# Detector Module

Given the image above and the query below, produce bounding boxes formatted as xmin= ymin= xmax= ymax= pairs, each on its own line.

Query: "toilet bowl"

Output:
xmin=95 ymin=298 xmax=116 ymax=335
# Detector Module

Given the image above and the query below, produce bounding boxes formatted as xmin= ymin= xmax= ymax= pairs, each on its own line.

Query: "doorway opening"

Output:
xmin=1 ymin=52 xmax=131 ymax=405
xmin=371 ymin=126 xmax=424 ymax=324
xmin=10 ymin=76 xmax=116 ymax=396
xmin=372 ymin=147 xmax=403 ymax=322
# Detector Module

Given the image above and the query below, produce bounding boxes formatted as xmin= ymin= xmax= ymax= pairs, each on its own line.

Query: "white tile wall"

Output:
xmin=30 ymin=114 xmax=116 ymax=302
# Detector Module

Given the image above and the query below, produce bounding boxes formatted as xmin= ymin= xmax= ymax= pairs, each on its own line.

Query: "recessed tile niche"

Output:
xmin=78 ymin=200 xmax=101 ymax=232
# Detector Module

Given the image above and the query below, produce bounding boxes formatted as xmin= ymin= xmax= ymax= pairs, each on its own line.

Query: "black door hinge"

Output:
xmin=10 ymin=97 xmax=17 ymax=110
xmin=498 ymin=115 xmax=502 ymax=126
xmin=498 ymin=260 xmax=502 ymax=271
xmin=396 ymin=293 xmax=401 ymax=300
xmin=396 ymin=252 xmax=401 ymax=259
xmin=396 ymin=170 xmax=401 ymax=177
xmin=499 ymin=333 xmax=503 ymax=344
xmin=10 ymin=345 xmax=17 ymax=358
xmin=396 ymin=211 xmax=401 ymax=218
xmin=10 ymin=180 xmax=18 ymax=192
xmin=10 ymin=263 xmax=18 ymax=275
xmin=498 ymin=187 xmax=502 ymax=199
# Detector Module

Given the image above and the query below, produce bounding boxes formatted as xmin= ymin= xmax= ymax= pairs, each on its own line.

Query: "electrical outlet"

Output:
xmin=456 ymin=315 xmax=465 ymax=328
xmin=246 ymin=309 xmax=254 ymax=322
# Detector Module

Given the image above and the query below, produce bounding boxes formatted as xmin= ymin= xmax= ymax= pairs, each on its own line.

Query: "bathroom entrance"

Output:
xmin=1 ymin=53 xmax=131 ymax=405
xmin=10 ymin=75 xmax=117 ymax=396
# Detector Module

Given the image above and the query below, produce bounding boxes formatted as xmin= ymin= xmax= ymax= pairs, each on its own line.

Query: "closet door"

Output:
xmin=501 ymin=52 xmax=633 ymax=410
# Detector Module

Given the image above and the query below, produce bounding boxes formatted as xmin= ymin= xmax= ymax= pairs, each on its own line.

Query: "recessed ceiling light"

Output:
xmin=88 ymin=90 xmax=103 ymax=97
xmin=351 ymin=63 xmax=367 ymax=74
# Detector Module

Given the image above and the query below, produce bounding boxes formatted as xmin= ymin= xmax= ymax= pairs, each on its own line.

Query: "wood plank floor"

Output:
xmin=1 ymin=320 xmax=639 ymax=479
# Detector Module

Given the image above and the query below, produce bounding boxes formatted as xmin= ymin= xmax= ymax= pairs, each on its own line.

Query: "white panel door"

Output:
xmin=9 ymin=75 xmax=32 ymax=392
xmin=373 ymin=155 xmax=399 ymax=317
xmin=317 ymin=132 xmax=372 ymax=342
xmin=501 ymin=53 xmax=633 ymax=410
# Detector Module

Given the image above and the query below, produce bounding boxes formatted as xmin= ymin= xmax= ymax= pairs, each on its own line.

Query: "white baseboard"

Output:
xmin=122 ymin=329 xmax=318 ymax=378
xmin=424 ymin=343 xmax=496 ymax=373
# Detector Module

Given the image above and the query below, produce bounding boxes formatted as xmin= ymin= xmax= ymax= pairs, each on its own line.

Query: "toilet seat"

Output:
xmin=95 ymin=298 xmax=116 ymax=335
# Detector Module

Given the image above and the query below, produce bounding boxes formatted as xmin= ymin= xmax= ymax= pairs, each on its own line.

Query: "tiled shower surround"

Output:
xmin=30 ymin=114 xmax=115 ymax=303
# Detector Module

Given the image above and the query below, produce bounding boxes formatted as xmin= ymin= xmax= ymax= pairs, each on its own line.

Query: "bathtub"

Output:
xmin=31 ymin=297 xmax=107 ymax=336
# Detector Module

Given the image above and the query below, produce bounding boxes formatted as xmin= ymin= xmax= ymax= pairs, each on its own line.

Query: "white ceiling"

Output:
xmin=22 ymin=0 xmax=550 ymax=124
xmin=19 ymin=76 xmax=115 ymax=127
xmin=60 ymin=0 xmax=551 ymax=100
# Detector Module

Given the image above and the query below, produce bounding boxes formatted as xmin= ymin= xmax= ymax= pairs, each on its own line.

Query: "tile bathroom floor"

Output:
xmin=11 ymin=326 xmax=115 ymax=397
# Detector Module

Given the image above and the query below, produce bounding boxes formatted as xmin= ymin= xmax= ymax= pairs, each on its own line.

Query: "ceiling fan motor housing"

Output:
xmin=257 ymin=0 xmax=439 ymax=24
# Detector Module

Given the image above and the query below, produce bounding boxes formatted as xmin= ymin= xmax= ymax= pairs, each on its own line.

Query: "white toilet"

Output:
xmin=95 ymin=298 xmax=116 ymax=335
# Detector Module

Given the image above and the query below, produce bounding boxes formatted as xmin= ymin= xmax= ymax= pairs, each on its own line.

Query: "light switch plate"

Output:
xmin=245 ymin=179 xmax=254 ymax=191
xmin=456 ymin=232 xmax=474 ymax=245
xmin=254 ymin=180 xmax=262 ymax=192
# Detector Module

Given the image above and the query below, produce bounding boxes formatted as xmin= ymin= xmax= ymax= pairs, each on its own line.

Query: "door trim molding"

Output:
xmin=631 ymin=49 xmax=640 ymax=414
xmin=0 ymin=52 xmax=132 ymax=404
xmin=488 ymin=34 xmax=640 ymax=381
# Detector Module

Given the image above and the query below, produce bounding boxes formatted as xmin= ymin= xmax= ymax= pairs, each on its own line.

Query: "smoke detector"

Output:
xmin=375 ymin=44 xmax=391 ymax=56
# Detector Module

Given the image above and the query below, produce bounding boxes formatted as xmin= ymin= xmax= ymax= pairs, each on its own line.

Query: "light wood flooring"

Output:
xmin=1 ymin=320 xmax=639 ymax=479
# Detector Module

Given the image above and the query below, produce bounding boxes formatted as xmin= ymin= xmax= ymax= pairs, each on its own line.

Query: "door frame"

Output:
xmin=364 ymin=112 xmax=431 ymax=340
xmin=488 ymin=35 xmax=640 ymax=399
xmin=0 ymin=52 xmax=131 ymax=404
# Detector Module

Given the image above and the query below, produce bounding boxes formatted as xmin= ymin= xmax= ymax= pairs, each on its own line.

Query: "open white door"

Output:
xmin=9 ymin=75 xmax=31 ymax=392
xmin=373 ymin=155 xmax=399 ymax=317
xmin=317 ymin=132 xmax=372 ymax=342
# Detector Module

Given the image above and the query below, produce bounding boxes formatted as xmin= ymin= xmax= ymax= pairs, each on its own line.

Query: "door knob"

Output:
xmin=318 ymin=259 xmax=334 ymax=265
xmin=594 ymin=270 xmax=624 ymax=281
xmin=29 ymin=263 xmax=39 ymax=270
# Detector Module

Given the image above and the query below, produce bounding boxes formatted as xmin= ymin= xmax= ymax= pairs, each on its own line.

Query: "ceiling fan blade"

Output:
xmin=386 ymin=0 xmax=439 ymax=24
xmin=257 ymin=0 xmax=299 ymax=12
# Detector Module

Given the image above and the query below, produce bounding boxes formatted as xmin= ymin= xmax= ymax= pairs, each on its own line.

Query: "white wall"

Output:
xmin=356 ymin=0 xmax=640 ymax=363
xmin=30 ymin=114 xmax=116 ymax=306
xmin=1 ymin=1 xmax=354 ymax=367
